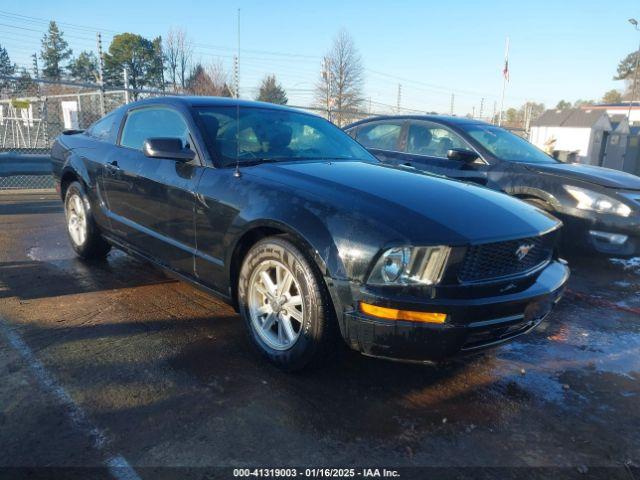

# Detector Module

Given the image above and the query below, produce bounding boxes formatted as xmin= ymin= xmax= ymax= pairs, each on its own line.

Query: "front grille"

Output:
xmin=458 ymin=232 xmax=555 ymax=283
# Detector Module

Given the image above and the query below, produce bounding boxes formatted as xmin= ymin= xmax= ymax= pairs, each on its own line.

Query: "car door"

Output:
xmin=397 ymin=121 xmax=488 ymax=185
xmin=103 ymin=105 xmax=203 ymax=275
xmin=352 ymin=120 xmax=406 ymax=163
xmin=72 ymin=111 xmax=123 ymax=232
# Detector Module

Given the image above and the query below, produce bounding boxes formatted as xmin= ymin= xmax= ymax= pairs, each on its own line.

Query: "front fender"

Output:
xmin=225 ymin=209 xmax=346 ymax=282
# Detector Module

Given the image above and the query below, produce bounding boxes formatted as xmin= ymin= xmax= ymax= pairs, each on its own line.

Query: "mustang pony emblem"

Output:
xmin=515 ymin=243 xmax=535 ymax=261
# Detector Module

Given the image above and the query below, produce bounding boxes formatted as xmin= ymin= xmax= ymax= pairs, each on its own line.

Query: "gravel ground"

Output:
xmin=0 ymin=192 xmax=638 ymax=479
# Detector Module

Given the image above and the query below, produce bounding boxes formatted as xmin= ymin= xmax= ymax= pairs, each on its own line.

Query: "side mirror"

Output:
xmin=143 ymin=137 xmax=195 ymax=162
xmin=447 ymin=148 xmax=479 ymax=163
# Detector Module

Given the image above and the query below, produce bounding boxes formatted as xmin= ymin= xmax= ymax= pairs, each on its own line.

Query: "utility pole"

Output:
xmin=627 ymin=19 xmax=640 ymax=122
xmin=32 ymin=53 xmax=41 ymax=97
xmin=479 ymin=98 xmax=485 ymax=120
xmin=96 ymin=32 xmax=106 ymax=116
xmin=450 ymin=93 xmax=455 ymax=116
xmin=322 ymin=57 xmax=332 ymax=122
xmin=32 ymin=52 xmax=46 ymax=148
xmin=471 ymin=106 xmax=476 ymax=119
xmin=123 ymin=66 xmax=130 ymax=104
xmin=396 ymin=84 xmax=402 ymax=113
xmin=31 ymin=53 xmax=39 ymax=78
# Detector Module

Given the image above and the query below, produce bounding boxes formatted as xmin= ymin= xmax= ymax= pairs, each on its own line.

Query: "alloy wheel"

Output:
xmin=248 ymin=259 xmax=304 ymax=351
xmin=66 ymin=193 xmax=87 ymax=247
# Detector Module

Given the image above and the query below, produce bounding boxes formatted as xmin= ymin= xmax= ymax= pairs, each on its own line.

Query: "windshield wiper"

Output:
xmin=228 ymin=157 xmax=292 ymax=167
xmin=290 ymin=156 xmax=375 ymax=162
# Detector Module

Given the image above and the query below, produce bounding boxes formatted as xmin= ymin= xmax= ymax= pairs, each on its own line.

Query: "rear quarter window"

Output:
xmin=86 ymin=112 xmax=119 ymax=143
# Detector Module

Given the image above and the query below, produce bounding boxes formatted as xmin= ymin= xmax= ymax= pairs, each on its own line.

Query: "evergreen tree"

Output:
xmin=68 ymin=51 xmax=99 ymax=83
xmin=256 ymin=75 xmax=288 ymax=105
xmin=601 ymin=89 xmax=622 ymax=104
xmin=103 ymin=33 xmax=164 ymax=96
xmin=40 ymin=21 xmax=72 ymax=80
xmin=185 ymin=62 xmax=232 ymax=96
xmin=14 ymin=68 xmax=36 ymax=96
xmin=0 ymin=44 xmax=16 ymax=91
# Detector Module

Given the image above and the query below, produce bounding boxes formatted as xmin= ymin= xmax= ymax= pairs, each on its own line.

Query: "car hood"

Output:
xmin=252 ymin=160 xmax=560 ymax=245
xmin=523 ymin=162 xmax=640 ymax=190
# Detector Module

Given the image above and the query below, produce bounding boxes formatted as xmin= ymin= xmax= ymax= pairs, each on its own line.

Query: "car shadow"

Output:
xmin=0 ymin=256 xmax=175 ymax=301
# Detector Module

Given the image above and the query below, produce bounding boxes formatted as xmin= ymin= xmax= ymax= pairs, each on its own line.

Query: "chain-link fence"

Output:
xmin=0 ymin=76 xmax=398 ymax=191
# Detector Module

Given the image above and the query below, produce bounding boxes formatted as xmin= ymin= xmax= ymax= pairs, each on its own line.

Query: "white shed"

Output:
xmin=529 ymin=109 xmax=612 ymax=165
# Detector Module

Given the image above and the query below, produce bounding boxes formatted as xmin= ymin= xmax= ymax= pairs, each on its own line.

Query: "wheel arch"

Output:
xmin=59 ymin=157 xmax=91 ymax=201
xmin=510 ymin=187 xmax=560 ymax=209
xmin=227 ymin=220 xmax=339 ymax=316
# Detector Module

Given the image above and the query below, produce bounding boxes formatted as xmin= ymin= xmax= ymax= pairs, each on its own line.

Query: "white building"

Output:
xmin=587 ymin=103 xmax=640 ymax=125
xmin=529 ymin=109 xmax=612 ymax=165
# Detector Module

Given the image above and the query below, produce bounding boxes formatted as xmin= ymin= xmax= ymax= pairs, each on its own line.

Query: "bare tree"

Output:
xmin=164 ymin=29 xmax=180 ymax=91
xmin=206 ymin=62 xmax=233 ymax=96
xmin=315 ymin=30 xmax=365 ymax=126
xmin=165 ymin=29 xmax=192 ymax=91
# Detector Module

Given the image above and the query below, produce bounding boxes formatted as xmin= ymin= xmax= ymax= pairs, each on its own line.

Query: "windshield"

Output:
xmin=194 ymin=106 xmax=376 ymax=166
xmin=461 ymin=124 xmax=558 ymax=164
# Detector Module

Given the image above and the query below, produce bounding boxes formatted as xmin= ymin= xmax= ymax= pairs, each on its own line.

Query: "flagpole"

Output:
xmin=498 ymin=36 xmax=509 ymax=126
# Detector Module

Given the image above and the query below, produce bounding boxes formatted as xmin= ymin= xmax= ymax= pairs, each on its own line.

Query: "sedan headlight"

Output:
xmin=368 ymin=246 xmax=451 ymax=286
xmin=563 ymin=186 xmax=632 ymax=217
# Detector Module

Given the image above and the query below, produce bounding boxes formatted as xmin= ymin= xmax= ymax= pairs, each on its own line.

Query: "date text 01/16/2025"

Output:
xmin=232 ymin=468 xmax=401 ymax=478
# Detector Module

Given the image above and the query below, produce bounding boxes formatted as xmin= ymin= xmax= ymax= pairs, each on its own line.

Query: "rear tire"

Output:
xmin=64 ymin=181 xmax=111 ymax=260
xmin=238 ymin=236 xmax=336 ymax=371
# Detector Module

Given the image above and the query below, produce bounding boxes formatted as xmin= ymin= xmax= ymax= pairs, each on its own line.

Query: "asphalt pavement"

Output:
xmin=0 ymin=192 xmax=639 ymax=479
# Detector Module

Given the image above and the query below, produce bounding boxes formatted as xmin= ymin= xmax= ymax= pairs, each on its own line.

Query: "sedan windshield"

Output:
xmin=461 ymin=124 xmax=558 ymax=164
xmin=194 ymin=106 xmax=376 ymax=166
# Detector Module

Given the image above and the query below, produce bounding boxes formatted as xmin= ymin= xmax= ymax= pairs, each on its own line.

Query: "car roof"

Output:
xmin=123 ymin=96 xmax=308 ymax=114
xmin=345 ymin=114 xmax=491 ymax=130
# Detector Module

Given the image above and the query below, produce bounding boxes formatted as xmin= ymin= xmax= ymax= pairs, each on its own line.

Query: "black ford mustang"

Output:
xmin=51 ymin=97 xmax=568 ymax=370
xmin=345 ymin=116 xmax=640 ymax=257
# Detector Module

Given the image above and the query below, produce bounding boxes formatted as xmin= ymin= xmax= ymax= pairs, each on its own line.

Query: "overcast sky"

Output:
xmin=2 ymin=0 xmax=637 ymax=115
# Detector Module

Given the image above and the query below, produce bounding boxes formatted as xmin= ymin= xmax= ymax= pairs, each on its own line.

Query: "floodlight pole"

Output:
xmin=628 ymin=19 xmax=640 ymax=122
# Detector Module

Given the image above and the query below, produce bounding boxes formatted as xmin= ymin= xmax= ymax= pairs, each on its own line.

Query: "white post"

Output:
xmin=123 ymin=66 xmax=130 ymax=104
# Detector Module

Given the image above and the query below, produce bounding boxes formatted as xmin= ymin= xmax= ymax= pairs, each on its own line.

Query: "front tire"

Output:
xmin=64 ymin=181 xmax=111 ymax=260
xmin=238 ymin=236 xmax=336 ymax=371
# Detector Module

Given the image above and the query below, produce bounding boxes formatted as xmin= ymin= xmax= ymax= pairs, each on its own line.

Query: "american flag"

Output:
xmin=502 ymin=37 xmax=510 ymax=82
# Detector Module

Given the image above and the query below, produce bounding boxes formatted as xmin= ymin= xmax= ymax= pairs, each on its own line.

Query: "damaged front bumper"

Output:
xmin=336 ymin=260 xmax=569 ymax=363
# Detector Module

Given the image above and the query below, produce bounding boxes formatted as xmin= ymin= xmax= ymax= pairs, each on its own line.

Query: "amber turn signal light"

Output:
xmin=360 ymin=302 xmax=447 ymax=324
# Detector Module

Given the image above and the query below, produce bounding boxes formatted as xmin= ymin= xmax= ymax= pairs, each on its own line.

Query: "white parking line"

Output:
xmin=0 ymin=319 xmax=142 ymax=480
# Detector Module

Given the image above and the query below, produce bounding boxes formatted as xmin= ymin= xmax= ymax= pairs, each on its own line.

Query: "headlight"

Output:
xmin=368 ymin=246 xmax=451 ymax=286
xmin=563 ymin=186 xmax=632 ymax=217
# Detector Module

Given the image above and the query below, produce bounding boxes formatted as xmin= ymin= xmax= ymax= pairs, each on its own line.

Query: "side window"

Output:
xmin=120 ymin=107 xmax=190 ymax=151
xmin=406 ymin=122 xmax=468 ymax=158
xmin=355 ymin=122 xmax=402 ymax=151
xmin=86 ymin=113 xmax=118 ymax=143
